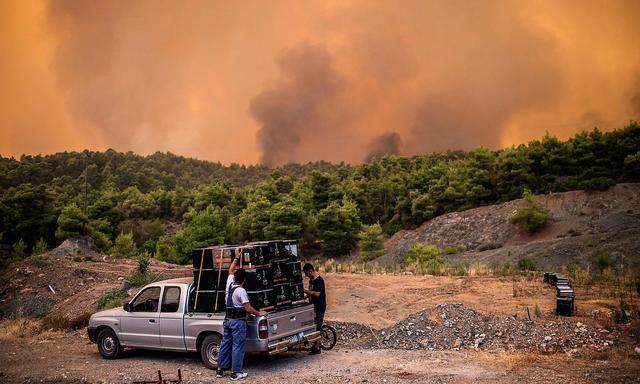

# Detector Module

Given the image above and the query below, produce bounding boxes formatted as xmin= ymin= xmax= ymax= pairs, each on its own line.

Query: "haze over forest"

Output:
xmin=1 ymin=0 xmax=640 ymax=165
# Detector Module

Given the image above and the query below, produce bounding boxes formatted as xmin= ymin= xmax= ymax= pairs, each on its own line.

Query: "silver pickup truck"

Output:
xmin=87 ymin=277 xmax=321 ymax=369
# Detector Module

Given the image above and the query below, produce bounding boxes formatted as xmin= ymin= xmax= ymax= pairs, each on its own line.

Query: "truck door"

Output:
xmin=120 ymin=286 xmax=161 ymax=348
xmin=159 ymin=286 xmax=186 ymax=350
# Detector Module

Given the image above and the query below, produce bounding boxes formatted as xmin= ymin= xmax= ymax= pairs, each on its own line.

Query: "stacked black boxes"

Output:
xmin=191 ymin=240 xmax=304 ymax=313
xmin=239 ymin=244 xmax=274 ymax=311
xmin=248 ymin=240 xmax=304 ymax=310
xmin=544 ymin=272 xmax=575 ymax=316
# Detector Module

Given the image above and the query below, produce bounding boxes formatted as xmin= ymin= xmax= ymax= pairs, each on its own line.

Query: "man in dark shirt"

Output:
xmin=303 ymin=263 xmax=326 ymax=355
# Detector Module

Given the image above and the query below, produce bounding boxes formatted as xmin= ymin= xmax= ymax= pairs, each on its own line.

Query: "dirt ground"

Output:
xmin=1 ymin=272 xmax=639 ymax=383
xmin=1 ymin=331 xmax=639 ymax=384
xmin=322 ymin=273 xmax=634 ymax=329
xmin=323 ymin=273 xmax=558 ymax=328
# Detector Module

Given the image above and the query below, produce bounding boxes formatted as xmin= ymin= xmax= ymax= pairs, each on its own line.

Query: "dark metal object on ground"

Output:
xmin=132 ymin=369 xmax=182 ymax=384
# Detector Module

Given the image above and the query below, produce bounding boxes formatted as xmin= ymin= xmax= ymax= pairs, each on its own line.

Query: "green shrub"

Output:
xmin=358 ymin=223 xmax=386 ymax=262
xmin=128 ymin=255 xmax=159 ymax=287
xmin=511 ymin=189 xmax=550 ymax=233
xmin=156 ymin=235 xmax=179 ymax=264
xmin=517 ymin=257 xmax=538 ymax=271
xmin=129 ymin=270 xmax=160 ymax=287
xmin=405 ymin=244 xmax=449 ymax=275
xmin=597 ymin=252 xmax=612 ymax=272
xmin=141 ymin=239 xmax=157 ymax=255
xmin=110 ymin=232 xmax=137 ymax=258
xmin=41 ymin=313 xmax=70 ymax=331
xmin=444 ymin=245 xmax=465 ymax=254
xmin=579 ymin=177 xmax=616 ymax=191
xmin=32 ymin=238 xmax=48 ymax=255
xmin=97 ymin=289 xmax=129 ymax=310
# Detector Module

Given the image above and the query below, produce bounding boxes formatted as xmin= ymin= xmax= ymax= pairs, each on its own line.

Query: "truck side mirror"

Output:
xmin=123 ymin=302 xmax=132 ymax=312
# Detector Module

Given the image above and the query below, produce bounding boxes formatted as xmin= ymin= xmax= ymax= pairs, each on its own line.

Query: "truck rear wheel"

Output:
xmin=200 ymin=334 xmax=221 ymax=370
xmin=97 ymin=328 xmax=123 ymax=359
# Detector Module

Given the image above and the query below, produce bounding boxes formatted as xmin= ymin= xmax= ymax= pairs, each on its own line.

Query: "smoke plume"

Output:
xmin=249 ymin=44 xmax=354 ymax=167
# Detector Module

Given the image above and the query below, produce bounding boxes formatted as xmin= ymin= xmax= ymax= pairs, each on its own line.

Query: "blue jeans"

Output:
xmin=218 ymin=319 xmax=247 ymax=373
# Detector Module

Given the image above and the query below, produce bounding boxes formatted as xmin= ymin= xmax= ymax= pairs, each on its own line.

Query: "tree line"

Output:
xmin=1 ymin=123 xmax=638 ymax=268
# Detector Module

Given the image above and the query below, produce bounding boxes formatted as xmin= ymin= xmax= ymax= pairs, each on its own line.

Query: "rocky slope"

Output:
xmin=380 ymin=183 xmax=640 ymax=270
xmin=0 ymin=238 xmax=190 ymax=319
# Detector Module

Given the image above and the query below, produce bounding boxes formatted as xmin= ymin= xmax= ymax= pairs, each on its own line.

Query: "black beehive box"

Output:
xmin=268 ymin=241 xmax=289 ymax=262
xmin=271 ymin=261 xmax=288 ymax=284
xmin=285 ymin=261 xmax=303 ymax=284
xmin=556 ymin=297 xmax=574 ymax=316
xmin=272 ymin=283 xmax=292 ymax=308
xmin=283 ymin=240 xmax=299 ymax=261
xmin=290 ymin=283 xmax=305 ymax=303
xmin=248 ymin=289 xmax=275 ymax=310
xmin=244 ymin=267 xmax=273 ymax=291
xmin=193 ymin=269 xmax=229 ymax=291
xmin=240 ymin=246 xmax=270 ymax=267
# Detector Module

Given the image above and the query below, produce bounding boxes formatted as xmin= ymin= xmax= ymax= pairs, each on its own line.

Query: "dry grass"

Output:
xmin=69 ymin=312 xmax=92 ymax=330
xmin=41 ymin=313 xmax=70 ymax=331
xmin=311 ymin=257 xmax=537 ymax=278
xmin=477 ymin=351 xmax=556 ymax=372
xmin=0 ymin=318 xmax=42 ymax=339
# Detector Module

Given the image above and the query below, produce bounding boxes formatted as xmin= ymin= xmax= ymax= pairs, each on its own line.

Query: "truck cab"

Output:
xmin=88 ymin=277 xmax=320 ymax=369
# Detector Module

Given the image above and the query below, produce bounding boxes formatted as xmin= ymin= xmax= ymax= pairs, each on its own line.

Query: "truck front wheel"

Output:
xmin=97 ymin=328 xmax=123 ymax=359
xmin=200 ymin=334 xmax=221 ymax=370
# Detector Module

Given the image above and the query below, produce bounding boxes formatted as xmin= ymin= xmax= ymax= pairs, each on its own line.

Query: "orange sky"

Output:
xmin=1 ymin=0 xmax=639 ymax=165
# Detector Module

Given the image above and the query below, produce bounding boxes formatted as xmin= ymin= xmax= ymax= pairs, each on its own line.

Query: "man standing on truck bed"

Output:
xmin=217 ymin=266 xmax=267 ymax=380
xmin=303 ymin=263 xmax=326 ymax=355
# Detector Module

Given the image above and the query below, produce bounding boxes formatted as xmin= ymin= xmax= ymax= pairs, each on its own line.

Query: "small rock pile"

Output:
xmin=362 ymin=303 xmax=621 ymax=353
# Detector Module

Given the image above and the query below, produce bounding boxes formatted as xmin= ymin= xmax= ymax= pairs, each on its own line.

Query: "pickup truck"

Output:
xmin=87 ymin=277 xmax=321 ymax=369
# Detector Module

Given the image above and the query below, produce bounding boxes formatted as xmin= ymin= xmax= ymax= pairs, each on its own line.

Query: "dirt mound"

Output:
xmin=380 ymin=183 xmax=640 ymax=269
xmin=327 ymin=321 xmax=377 ymax=347
xmin=363 ymin=303 xmax=622 ymax=354
xmin=50 ymin=237 xmax=100 ymax=257
xmin=0 ymin=239 xmax=190 ymax=319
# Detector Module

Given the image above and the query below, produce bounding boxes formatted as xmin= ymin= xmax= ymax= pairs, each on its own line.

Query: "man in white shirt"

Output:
xmin=217 ymin=266 xmax=266 ymax=381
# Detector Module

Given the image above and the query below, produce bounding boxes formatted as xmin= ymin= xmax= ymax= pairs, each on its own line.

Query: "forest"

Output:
xmin=1 ymin=123 xmax=639 ymax=268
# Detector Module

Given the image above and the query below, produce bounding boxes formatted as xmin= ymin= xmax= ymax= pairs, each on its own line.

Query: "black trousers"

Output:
xmin=314 ymin=310 xmax=325 ymax=331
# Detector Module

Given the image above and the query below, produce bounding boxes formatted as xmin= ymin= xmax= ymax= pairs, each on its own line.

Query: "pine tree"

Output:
xmin=55 ymin=203 xmax=89 ymax=240
xmin=358 ymin=223 xmax=386 ymax=262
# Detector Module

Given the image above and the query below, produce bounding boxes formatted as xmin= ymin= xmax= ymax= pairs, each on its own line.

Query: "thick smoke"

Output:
xmin=365 ymin=132 xmax=402 ymax=162
xmin=2 ymin=1 xmax=639 ymax=163
xmin=248 ymin=1 xmax=640 ymax=165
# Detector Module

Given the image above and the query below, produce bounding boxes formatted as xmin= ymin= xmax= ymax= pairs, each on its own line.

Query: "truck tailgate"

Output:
xmin=266 ymin=304 xmax=316 ymax=341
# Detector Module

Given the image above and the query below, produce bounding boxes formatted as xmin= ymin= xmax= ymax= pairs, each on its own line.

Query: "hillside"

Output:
xmin=381 ymin=183 xmax=640 ymax=270
xmin=1 ymin=124 xmax=638 ymax=270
